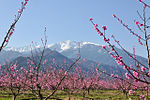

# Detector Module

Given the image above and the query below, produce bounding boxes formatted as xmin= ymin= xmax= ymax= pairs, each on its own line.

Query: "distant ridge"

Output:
xmin=3 ymin=40 xmax=147 ymax=67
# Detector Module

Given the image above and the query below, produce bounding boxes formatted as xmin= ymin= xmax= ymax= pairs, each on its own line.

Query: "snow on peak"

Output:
xmin=5 ymin=40 xmax=101 ymax=53
xmin=48 ymin=40 xmax=78 ymax=52
xmin=5 ymin=45 xmax=41 ymax=53
xmin=47 ymin=43 xmax=55 ymax=48
xmin=48 ymin=40 xmax=101 ymax=52
xmin=59 ymin=40 xmax=78 ymax=51
xmin=5 ymin=46 xmax=31 ymax=52
xmin=80 ymin=41 xmax=100 ymax=47
xmin=60 ymin=41 xmax=71 ymax=51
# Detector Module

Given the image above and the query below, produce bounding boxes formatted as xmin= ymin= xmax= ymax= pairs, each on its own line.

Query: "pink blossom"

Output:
xmin=135 ymin=79 xmax=139 ymax=83
xmin=112 ymin=14 xmax=116 ymax=18
xmin=82 ymin=58 xmax=86 ymax=62
xmin=111 ymin=35 xmax=114 ymax=38
xmin=111 ymin=74 xmax=114 ymax=77
xmin=43 ymin=59 xmax=47 ymax=65
xmin=141 ymin=66 xmax=146 ymax=71
xmin=14 ymin=18 xmax=17 ymax=21
xmin=129 ymin=89 xmax=133 ymax=95
xmin=24 ymin=2 xmax=28 ymax=6
xmin=107 ymin=39 xmax=110 ymax=42
xmin=64 ymin=71 xmax=67 ymax=75
xmin=9 ymin=32 xmax=13 ymax=36
xmin=13 ymin=64 xmax=17 ymax=69
xmin=75 ymin=67 xmax=78 ymax=72
xmin=93 ymin=24 xmax=101 ymax=34
xmin=138 ymin=35 xmax=141 ymax=39
xmin=119 ymin=56 xmax=122 ymax=59
xmin=17 ymin=76 xmax=20 ymax=80
xmin=104 ymin=38 xmax=107 ymax=42
xmin=140 ymin=23 xmax=143 ymax=26
xmin=94 ymin=24 xmax=98 ymax=27
xmin=119 ymin=62 xmax=123 ymax=66
xmin=101 ymin=45 xmax=106 ymax=49
xmin=102 ymin=26 xmax=107 ymax=30
xmin=123 ymin=65 xmax=127 ymax=70
xmin=135 ymin=21 xmax=139 ymax=25
xmin=125 ymin=73 xmax=130 ymax=79
xmin=133 ymin=71 xmax=138 ymax=78
xmin=31 ymin=61 xmax=34 ymax=65
xmin=96 ymin=29 xmax=100 ymax=33
xmin=96 ymin=68 xmax=98 ymax=72
xmin=137 ymin=0 xmax=141 ymax=2
xmin=18 ymin=10 xmax=21 ymax=13
xmin=21 ymin=67 xmax=23 ymax=70
xmin=140 ymin=95 xmax=145 ymax=99
xmin=13 ymin=73 xmax=15 ymax=77
xmin=89 ymin=18 xmax=93 ymax=21
xmin=100 ymin=33 xmax=103 ymax=36
xmin=30 ymin=70 xmax=32 ymax=73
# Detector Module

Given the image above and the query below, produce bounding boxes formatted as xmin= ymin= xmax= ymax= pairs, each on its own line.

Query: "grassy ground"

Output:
xmin=0 ymin=89 xmax=147 ymax=100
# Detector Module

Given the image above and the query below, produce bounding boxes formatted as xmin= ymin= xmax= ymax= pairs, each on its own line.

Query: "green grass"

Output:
xmin=0 ymin=89 xmax=148 ymax=100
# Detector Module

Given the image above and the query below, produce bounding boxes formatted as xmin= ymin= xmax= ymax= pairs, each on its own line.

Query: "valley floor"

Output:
xmin=0 ymin=89 xmax=148 ymax=100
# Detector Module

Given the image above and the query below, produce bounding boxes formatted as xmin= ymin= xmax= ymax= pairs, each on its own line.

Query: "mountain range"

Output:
xmin=1 ymin=40 xmax=148 ymax=72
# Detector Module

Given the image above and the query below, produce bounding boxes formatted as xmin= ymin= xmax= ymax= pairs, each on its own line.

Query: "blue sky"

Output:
xmin=0 ymin=0 xmax=149 ymax=58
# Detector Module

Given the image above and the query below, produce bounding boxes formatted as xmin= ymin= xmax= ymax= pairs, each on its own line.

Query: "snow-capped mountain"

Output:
xmin=5 ymin=45 xmax=41 ymax=53
xmin=47 ymin=40 xmax=147 ymax=67
xmin=5 ymin=40 xmax=100 ymax=53
xmin=3 ymin=40 xmax=148 ymax=67
xmin=47 ymin=40 xmax=100 ymax=52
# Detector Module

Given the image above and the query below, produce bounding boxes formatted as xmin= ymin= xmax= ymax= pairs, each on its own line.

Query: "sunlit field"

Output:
xmin=0 ymin=89 xmax=148 ymax=100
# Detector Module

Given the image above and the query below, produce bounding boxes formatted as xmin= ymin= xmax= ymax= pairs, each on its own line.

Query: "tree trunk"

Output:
xmin=88 ymin=89 xmax=90 ymax=95
xmin=39 ymin=94 xmax=43 ymax=100
xmin=13 ymin=95 xmax=17 ymax=100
